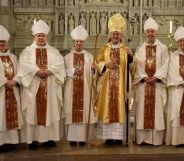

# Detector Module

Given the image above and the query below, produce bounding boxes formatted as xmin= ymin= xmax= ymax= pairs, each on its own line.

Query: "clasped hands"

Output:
xmin=143 ymin=77 xmax=159 ymax=83
xmin=74 ymin=67 xmax=83 ymax=76
xmin=179 ymin=83 xmax=184 ymax=88
xmin=5 ymin=80 xmax=17 ymax=89
xmin=106 ymin=60 xmax=119 ymax=70
xmin=36 ymin=69 xmax=52 ymax=79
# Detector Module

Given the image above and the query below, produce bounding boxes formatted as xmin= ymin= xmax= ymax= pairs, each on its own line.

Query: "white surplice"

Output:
xmin=64 ymin=49 xmax=96 ymax=142
xmin=166 ymin=49 xmax=184 ymax=145
xmin=133 ymin=39 xmax=169 ymax=145
xmin=18 ymin=42 xmax=66 ymax=144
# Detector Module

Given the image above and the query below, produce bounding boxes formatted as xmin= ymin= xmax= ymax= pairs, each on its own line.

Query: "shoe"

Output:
xmin=115 ymin=140 xmax=123 ymax=145
xmin=105 ymin=139 xmax=114 ymax=145
xmin=79 ymin=142 xmax=86 ymax=146
xmin=42 ymin=140 xmax=56 ymax=147
xmin=0 ymin=144 xmax=16 ymax=153
xmin=139 ymin=142 xmax=152 ymax=146
xmin=176 ymin=144 xmax=184 ymax=147
xmin=28 ymin=141 xmax=38 ymax=150
xmin=70 ymin=141 xmax=77 ymax=146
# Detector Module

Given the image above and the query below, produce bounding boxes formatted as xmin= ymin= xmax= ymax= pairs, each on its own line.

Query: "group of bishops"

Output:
xmin=0 ymin=13 xmax=184 ymax=152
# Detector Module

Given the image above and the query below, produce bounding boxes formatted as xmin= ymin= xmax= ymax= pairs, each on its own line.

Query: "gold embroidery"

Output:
xmin=72 ymin=53 xmax=84 ymax=123
xmin=144 ymin=46 xmax=156 ymax=129
xmin=109 ymin=48 xmax=120 ymax=123
xmin=36 ymin=48 xmax=47 ymax=126
xmin=0 ymin=56 xmax=18 ymax=130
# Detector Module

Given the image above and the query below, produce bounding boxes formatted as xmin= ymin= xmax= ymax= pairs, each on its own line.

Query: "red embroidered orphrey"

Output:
xmin=0 ymin=56 xmax=18 ymax=130
xmin=72 ymin=53 xmax=84 ymax=123
xmin=36 ymin=48 xmax=47 ymax=125
xmin=108 ymin=48 xmax=120 ymax=123
xmin=179 ymin=54 xmax=184 ymax=126
xmin=144 ymin=46 xmax=156 ymax=129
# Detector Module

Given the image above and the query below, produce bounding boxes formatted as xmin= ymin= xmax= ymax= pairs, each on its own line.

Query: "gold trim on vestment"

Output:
xmin=72 ymin=53 xmax=84 ymax=123
xmin=144 ymin=46 xmax=156 ymax=129
xmin=36 ymin=48 xmax=47 ymax=126
xmin=0 ymin=56 xmax=18 ymax=130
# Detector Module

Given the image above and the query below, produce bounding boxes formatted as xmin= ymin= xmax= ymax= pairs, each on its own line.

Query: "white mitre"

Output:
xmin=31 ymin=19 xmax=50 ymax=35
xmin=70 ymin=25 xmax=88 ymax=40
xmin=174 ymin=26 xmax=184 ymax=41
xmin=144 ymin=17 xmax=159 ymax=31
xmin=0 ymin=25 xmax=10 ymax=41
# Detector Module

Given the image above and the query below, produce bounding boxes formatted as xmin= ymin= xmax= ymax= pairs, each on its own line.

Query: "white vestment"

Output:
xmin=133 ymin=39 xmax=169 ymax=145
xmin=166 ymin=49 xmax=184 ymax=145
xmin=64 ymin=49 xmax=96 ymax=142
xmin=0 ymin=50 xmax=23 ymax=145
xmin=18 ymin=42 xmax=66 ymax=144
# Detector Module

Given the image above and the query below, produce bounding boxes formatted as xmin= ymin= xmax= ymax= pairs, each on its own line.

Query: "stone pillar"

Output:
xmin=139 ymin=0 xmax=143 ymax=44
xmin=55 ymin=10 xmax=59 ymax=34
xmin=0 ymin=0 xmax=8 ymax=6
xmin=96 ymin=11 xmax=100 ymax=34
xmin=75 ymin=11 xmax=79 ymax=27
xmin=22 ymin=0 xmax=27 ymax=7
xmin=86 ymin=11 xmax=90 ymax=33
xmin=64 ymin=0 xmax=68 ymax=35
xmin=153 ymin=0 xmax=160 ymax=7
xmin=129 ymin=0 xmax=133 ymax=7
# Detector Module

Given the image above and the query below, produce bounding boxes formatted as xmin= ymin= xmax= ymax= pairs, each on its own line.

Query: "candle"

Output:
xmin=34 ymin=19 xmax=36 ymax=24
xmin=169 ymin=20 xmax=172 ymax=33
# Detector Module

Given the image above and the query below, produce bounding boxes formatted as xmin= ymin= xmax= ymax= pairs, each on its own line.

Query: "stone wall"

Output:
xmin=0 ymin=0 xmax=184 ymax=55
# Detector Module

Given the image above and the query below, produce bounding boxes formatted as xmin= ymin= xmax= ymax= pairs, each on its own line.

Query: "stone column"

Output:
xmin=86 ymin=11 xmax=90 ymax=33
xmin=75 ymin=11 xmax=79 ymax=27
xmin=55 ymin=10 xmax=59 ymax=34
xmin=154 ymin=0 xmax=160 ymax=8
xmin=96 ymin=11 xmax=100 ymax=34
xmin=22 ymin=0 xmax=26 ymax=7
xmin=64 ymin=0 xmax=68 ymax=35
xmin=139 ymin=0 xmax=143 ymax=44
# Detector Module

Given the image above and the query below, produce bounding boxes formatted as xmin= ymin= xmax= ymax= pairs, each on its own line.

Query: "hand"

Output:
xmin=5 ymin=80 xmax=17 ymax=89
xmin=74 ymin=68 xmax=82 ymax=76
xmin=36 ymin=69 xmax=45 ymax=79
xmin=126 ymin=47 xmax=133 ymax=57
xmin=36 ymin=69 xmax=52 ymax=79
xmin=179 ymin=83 xmax=184 ymax=88
xmin=43 ymin=69 xmax=52 ymax=78
xmin=144 ymin=77 xmax=158 ymax=83
xmin=91 ymin=62 xmax=97 ymax=71
xmin=106 ymin=61 xmax=118 ymax=70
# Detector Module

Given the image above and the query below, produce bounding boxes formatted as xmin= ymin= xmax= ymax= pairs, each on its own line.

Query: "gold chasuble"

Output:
xmin=0 ymin=56 xmax=18 ymax=130
xmin=72 ymin=53 xmax=84 ymax=123
xmin=36 ymin=48 xmax=47 ymax=126
xmin=96 ymin=43 xmax=127 ymax=123
xmin=179 ymin=54 xmax=184 ymax=126
xmin=144 ymin=46 xmax=156 ymax=129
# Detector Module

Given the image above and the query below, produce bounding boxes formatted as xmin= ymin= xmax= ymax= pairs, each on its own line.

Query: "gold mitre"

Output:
xmin=108 ymin=13 xmax=126 ymax=33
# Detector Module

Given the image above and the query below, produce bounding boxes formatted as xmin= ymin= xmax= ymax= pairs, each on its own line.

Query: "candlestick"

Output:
xmin=167 ymin=32 xmax=174 ymax=53
xmin=169 ymin=20 xmax=173 ymax=34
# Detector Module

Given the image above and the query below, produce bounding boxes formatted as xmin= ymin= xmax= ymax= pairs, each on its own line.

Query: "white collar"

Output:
xmin=111 ymin=43 xmax=120 ymax=49
xmin=0 ymin=49 xmax=10 ymax=56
